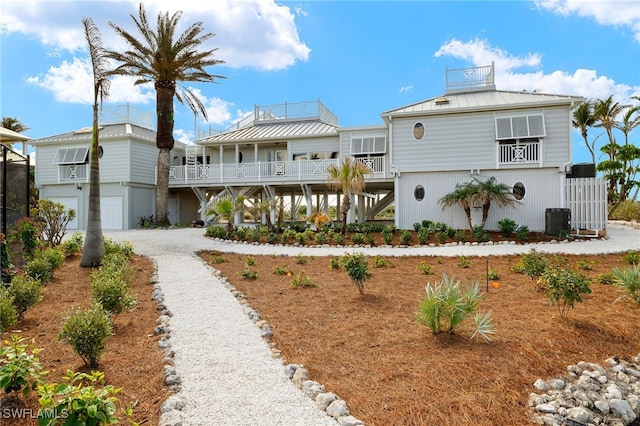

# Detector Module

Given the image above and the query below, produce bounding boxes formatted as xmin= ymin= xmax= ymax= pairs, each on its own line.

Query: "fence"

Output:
xmin=566 ymin=177 xmax=607 ymax=231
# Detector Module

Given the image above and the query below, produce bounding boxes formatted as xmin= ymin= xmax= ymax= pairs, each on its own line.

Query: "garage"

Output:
xmin=100 ymin=196 xmax=123 ymax=230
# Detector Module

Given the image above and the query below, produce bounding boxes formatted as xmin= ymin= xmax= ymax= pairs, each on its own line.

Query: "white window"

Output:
xmin=350 ymin=136 xmax=386 ymax=155
xmin=495 ymin=114 xmax=545 ymax=140
xmin=53 ymin=147 xmax=89 ymax=165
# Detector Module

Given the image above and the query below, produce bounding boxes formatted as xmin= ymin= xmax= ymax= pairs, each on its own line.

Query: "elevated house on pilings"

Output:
xmin=167 ymin=100 xmax=395 ymax=227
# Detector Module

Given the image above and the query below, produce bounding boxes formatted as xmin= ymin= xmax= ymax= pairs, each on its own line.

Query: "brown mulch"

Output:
xmin=0 ymin=255 xmax=169 ymax=425
xmin=201 ymin=250 xmax=640 ymax=426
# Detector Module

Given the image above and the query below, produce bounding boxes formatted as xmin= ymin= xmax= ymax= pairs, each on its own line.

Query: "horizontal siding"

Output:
xmin=129 ymin=185 xmax=155 ymax=229
xmin=130 ymin=141 xmax=157 ymax=184
xmin=34 ymin=145 xmax=60 ymax=184
xmin=290 ymin=136 xmax=340 ymax=155
xmin=396 ymin=168 xmax=563 ymax=232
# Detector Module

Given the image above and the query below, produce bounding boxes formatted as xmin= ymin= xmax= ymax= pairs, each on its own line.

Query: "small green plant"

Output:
xmin=416 ymin=261 xmax=434 ymax=275
xmin=91 ymin=274 xmax=136 ymax=316
xmin=399 ymin=230 xmax=411 ymax=245
xmin=0 ymin=289 xmax=18 ymax=332
xmin=295 ymin=253 xmax=308 ymax=264
xmin=436 ymin=231 xmax=447 ymax=244
xmin=575 ymin=259 xmax=595 ymax=271
xmin=516 ymin=249 xmax=548 ymax=287
xmin=61 ymin=232 xmax=84 ymax=256
xmin=240 ymin=266 xmax=259 ymax=280
xmin=516 ymin=225 xmax=529 ymax=242
xmin=611 ymin=265 xmax=640 ymax=304
xmin=9 ymin=217 xmax=43 ymax=259
xmin=7 ymin=273 xmax=42 ymax=318
xmin=558 ymin=229 xmax=570 ymax=240
xmin=417 ymin=228 xmax=430 ymax=245
xmin=210 ymin=254 xmax=227 ymax=264
xmin=291 ymin=270 xmax=316 ymax=287
xmin=541 ymin=266 xmax=592 ymax=320
xmin=282 ymin=229 xmax=297 ymax=244
xmin=373 ymin=255 xmax=393 ymax=268
xmin=382 ymin=226 xmax=394 ymax=245
xmin=0 ymin=335 xmax=48 ymax=396
xmin=102 ymin=238 xmax=133 ymax=258
xmin=454 ymin=230 xmax=468 ymax=243
xmin=59 ymin=304 xmax=112 ymax=368
xmin=205 ymin=225 xmax=229 ymax=239
xmin=37 ymin=370 xmax=121 ymax=426
xmin=457 ymin=256 xmax=471 ymax=268
xmin=485 ymin=268 xmax=500 ymax=281
xmin=25 ymin=253 xmax=55 ymax=283
xmin=273 ymin=265 xmax=292 ymax=276
xmin=314 ymin=232 xmax=328 ymax=245
xmin=350 ymin=233 xmax=366 ymax=245
xmin=329 ymin=258 xmax=341 ymax=270
xmin=497 ymin=218 xmax=517 ymax=237
xmin=244 ymin=256 xmax=256 ymax=266
xmin=341 ymin=252 xmax=371 ymax=295
xmin=622 ymin=250 xmax=640 ymax=265
xmin=415 ymin=274 xmax=495 ymax=342
xmin=597 ymin=272 xmax=616 ymax=285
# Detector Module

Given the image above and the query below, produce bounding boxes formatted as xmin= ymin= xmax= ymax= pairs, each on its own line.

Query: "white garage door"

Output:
xmin=100 ymin=196 xmax=123 ymax=230
xmin=49 ymin=197 xmax=79 ymax=230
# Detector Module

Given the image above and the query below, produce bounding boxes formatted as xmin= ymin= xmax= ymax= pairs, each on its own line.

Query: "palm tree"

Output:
xmin=326 ymin=157 xmax=371 ymax=234
xmin=80 ymin=17 xmax=110 ymax=268
xmin=1 ymin=117 xmax=30 ymax=149
xmin=572 ymin=100 xmax=596 ymax=164
xmin=438 ymin=182 xmax=477 ymax=231
xmin=208 ymin=195 xmax=245 ymax=234
xmin=472 ymin=177 xmax=519 ymax=229
xmin=107 ymin=3 xmax=225 ymax=226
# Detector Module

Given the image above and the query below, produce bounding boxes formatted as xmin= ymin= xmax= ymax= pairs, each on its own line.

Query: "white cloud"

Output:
xmin=1 ymin=0 xmax=310 ymax=70
xmin=399 ymin=85 xmax=413 ymax=93
xmin=434 ymin=38 xmax=639 ymax=102
xmin=534 ymin=0 xmax=640 ymax=42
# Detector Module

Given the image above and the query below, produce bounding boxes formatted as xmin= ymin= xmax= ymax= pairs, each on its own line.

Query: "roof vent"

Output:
xmin=435 ymin=96 xmax=449 ymax=105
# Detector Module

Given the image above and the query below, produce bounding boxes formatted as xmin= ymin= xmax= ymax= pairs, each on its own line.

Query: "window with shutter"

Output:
xmin=495 ymin=114 xmax=545 ymax=140
xmin=53 ymin=147 xmax=89 ymax=165
xmin=350 ymin=135 xmax=386 ymax=155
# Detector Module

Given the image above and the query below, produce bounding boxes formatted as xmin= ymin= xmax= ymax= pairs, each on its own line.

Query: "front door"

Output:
xmin=274 ymin=149 xmax=287 ymax=175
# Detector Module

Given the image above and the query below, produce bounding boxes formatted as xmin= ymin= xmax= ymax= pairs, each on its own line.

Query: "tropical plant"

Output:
xmin=497 ymin=218 xmax=517 ymax=237
xmin=7 ymin=273 xmax=41 ymax=318
xmin=622 ymin=250 xmax=640 ymax=265
xmin=472 ymin=176 xmax=519 ymax=229
xmin=80 ymin=17 xmax=110 ymax=268
xmin=59 ymin=304 xmax=112 ymax=368
xmin=210 ymin=195 xmax=245 ymax=233
xmin=34 ymin=199 xmax=76 ymax=247
xmin=399 ymin=229 xmax=411 ymax=245
xmin=0 ymin=335 xmax=47 ymax=396
xmin=326 ymin=157 xmax=371 ymax=234
xmin=340 ymin=252 xmax=371 ymax=295
xmin=415 ymin=274 xmax=495 ymax=342
xmin=37 ymin=370 xmax=121 ymax=426
xmin=0 ymin=117 xmax=29 ymax=148
xmin=541 ymin=266 xmax=592 ymax=320
xmin=572 ymin=100 xmax=597 ymax=164
xmin=438 ymin=182 xmax=477 ymax=231
xmin=611 ymin=265 xmax=640 ymax=304
xmin=8 ymin=216 xmax=42 ymax=260
xmin=107 ymin=3 xmax=225 ymax=226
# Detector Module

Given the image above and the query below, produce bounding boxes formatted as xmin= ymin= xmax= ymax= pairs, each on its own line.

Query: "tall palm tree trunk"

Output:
xmin=155 ymin=83 xmax=175 ymax=227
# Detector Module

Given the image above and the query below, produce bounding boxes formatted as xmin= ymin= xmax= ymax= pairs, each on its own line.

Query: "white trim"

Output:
xmin=53 ymin=146 xmax=89 ymax=165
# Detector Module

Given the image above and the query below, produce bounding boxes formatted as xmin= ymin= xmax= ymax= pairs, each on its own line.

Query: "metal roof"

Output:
xmin=31 ymin=123 xmax=156 ymax=144
xmin=198 ymin=120 xmax=338 ymax=145
xmin=382 ymin=90 xmax=585 ymax=118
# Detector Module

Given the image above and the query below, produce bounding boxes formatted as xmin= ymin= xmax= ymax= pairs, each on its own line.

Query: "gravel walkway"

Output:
xmin=102 ymin=223 xmax=640 ymax=426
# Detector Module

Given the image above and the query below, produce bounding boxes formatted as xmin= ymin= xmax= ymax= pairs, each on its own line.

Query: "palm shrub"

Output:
xmin=540 ymin=266 xmax=592 ymax=320
xmin=7 ymin=273 xmax=42 ymax=318
xmin=416 ymin=274 xmax=495 ymax=342
xmin=59 ymin=304 xmax=112 ymax=368
xmin=340 ymin=252 xmax=371 ymax=295
xmin=0 ymin=288 xmax=18 ymax=332
xmin=611 ymin=265 xmax=640 ymax=304
xmin=497 ymin=218 xmax=517 ymax=237
xmin=0 ymin=335 xmax=47 ymax=396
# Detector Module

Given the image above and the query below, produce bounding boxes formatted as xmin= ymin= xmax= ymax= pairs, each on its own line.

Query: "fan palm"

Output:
xmin=107 ymin=3 xmax=225 ymax=226
xmin=80 ymin=17 xmax=110 ymax=267
xmin=327 ymin=158 xmax=371 ymax=233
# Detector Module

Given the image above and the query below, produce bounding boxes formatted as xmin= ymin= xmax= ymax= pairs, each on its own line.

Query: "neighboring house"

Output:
xmin=31 ymin=106 xmax=198 ymax=230
xmin=32 ymin=64 xmax=607 ymax=233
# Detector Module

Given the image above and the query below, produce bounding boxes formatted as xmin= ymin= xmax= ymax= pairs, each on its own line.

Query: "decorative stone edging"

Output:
xmin=529 ymin=354 xmax=640 ymax=425
xmin=213 ymin=268 xmax=366 ymax=426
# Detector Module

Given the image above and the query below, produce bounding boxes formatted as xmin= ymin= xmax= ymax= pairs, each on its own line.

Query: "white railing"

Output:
xmin=168 ymin=157 xmax=386 ymax=185
xmin=499 ymin=142 xmax=539 ymax=164
xmin=566 ymin=177 xmax=607 ymax=231
xmin=58 ymin=165 xmax=88 ymax=182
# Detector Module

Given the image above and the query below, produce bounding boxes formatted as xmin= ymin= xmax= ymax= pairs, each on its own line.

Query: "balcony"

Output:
xmin=499 ymin=141 xmax=540 ymax=165
xmin=168 ymin=156 xmax=386 ymax=186
xmin=58 ymin=164 xmax=88 ymax=183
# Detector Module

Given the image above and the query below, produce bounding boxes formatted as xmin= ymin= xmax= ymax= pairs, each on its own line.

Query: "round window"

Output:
xmin=414 ymin=185 xmax=425 ymax=202
xmin=513 ymin=182 xmax=526 ymax=200
xmin=413 ymin=122 xmax=425 ymax=141
xmin=98 ymin=146 xmax=104 ymax=159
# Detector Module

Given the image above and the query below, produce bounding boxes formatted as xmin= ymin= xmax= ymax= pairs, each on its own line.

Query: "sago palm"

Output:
xmin=107 ymin=3 xmax=225 ymax=226
xmin=326 ymin=158 xmax=371 ymax=233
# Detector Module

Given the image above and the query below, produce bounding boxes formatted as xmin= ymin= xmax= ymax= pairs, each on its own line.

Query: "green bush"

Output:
xmin=416 ymin=261 xmax=434 ymax=275
xmin=331 ymin=232 xmax=345 ymax=245
xmin=37 ymin=370 xmax=121 ymax=426
xmin=541 ymin=266 xmax=591 ymax=320
xmin=382 ymin=226 xmax=394 ymax=245
xmin=291 ymin=271 xmax=316 ymax=287
xmin=457 ymin=256 xmax=471 ymax=268
xmin=102 ymin=238 xmax=133 ymax=258
xmin=340 ymin=252 xmax=371 ymax=295
xmin=516 ymin=225 xmax=529 ymax=242
xmin=34 ymin=199 xmax=76 ymax=248
xmin=622 ymin=250 xmax=640 ymax=265
xmin=295 ymin=253 xmax=308 ymax=265
xmin=497 ymin=218 xmax=517 ymax=237
xmin=0 ymin=335 xmax=47 ymax=396
xmin=516 ymin=249 xmax=548 ymax=287
xmin=41 ymin=247 xmax=65 ymax=270
xmin=328 ymin=258 xmax=341 ymax=270
xmin=597 ymin=272 xmax=616 ymax=285
xmin=610 ymin=200 xmax=640 ymax=222
xmin=8 ymin=273 xmax=42 ymax=318
xmin=59 ymin=304 xmax=112 ymax=368
xmin=61 ymin=233 xmax=83 ymax=256
xmin=25 ymin=257 xmax=53 ymax=283
xmin=9 ymin=217 xmax=42 ymax=259
xmin=314 ymin=232 xmax=328 ymax=245
xmin=374 ymin=255 xmax=393 ymax=268
xmin=399 ymin=230 xmax=411 ymax=245
xmin=0 ymin=289 xmax=18 ymax=332
xmin=205 ymin=225 xmax=229 ymax=239
xmin=415 ymin=274 xmax=495 ymax=342
xmin=91 ymin=274 xmax=136 ymax=316
xmin=611 ymin=265 xmax=640 ymax=304
xmin=273 ymin=265 xmax=291 ymax=276
xmin=282 ymin=229 xmax=297 ymax=244
xmin=351 ymin=233 xmax=366 ymax=245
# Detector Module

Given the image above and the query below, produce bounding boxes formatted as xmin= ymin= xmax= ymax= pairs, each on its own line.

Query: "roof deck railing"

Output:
xmin=445 ymin=62 xmax=496 ymax=94
xmin=99 ymin=103 xmax=155 ymax=129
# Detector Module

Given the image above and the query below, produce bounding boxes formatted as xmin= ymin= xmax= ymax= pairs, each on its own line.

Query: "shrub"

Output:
xmin=622 ymin=250 xmax=639 ymax=265
xmin=328 ymin=258 xmax=341 ymax=270
xmin=610 ymin=199 xmax=640 ymax=222
xmin=575 ymin=260 xmax=595 ymax=271
xmin=485 ymin=268 xmax=500 ymax=281
xmin=234 ymin=227 xmax=247 ymax=241
xmin=516 ymin=225 xmax=529 ymax=242
xmin=457 ymin=256 xmax=471 ymax=268
xmin=314 ymin=232 xmax=328 ymax=245
xmin=497 ymin=218 xmax=517 ymax=237
xmin=332 ymin=232 xmax=345 ymax=245
xmin=541 ymin=266 xmax=591 ymax=320
xmin=373 ymin=255 xmax=393 ymax=268
xmin=37 ymin=370 xmax=121 ymax=426
xmin=266 ymin=232 xmax=278 ymax=244
xmin=210 ymin=254 xmax=227 ymax=264
xmin=417 ymin=228 xmax=430 ymax=245
xmin=516 ymin=249 xmax=548 ymax=286
xmin=25 ymin=256 xmax=53 ymax=283
xmin=611 ymin=265 xmax=640 ymax=304
xmin=454 ymin=230 xmax=468 ymax=243
xmin=291 ymin=271 xmax=316 ymax=287
xmin=340 ymin=252 xmax=371 ymax=295
xmin=597 ymin=272 xmax=616 ymax=285
xmin=244 ymin=256 xmax=256 ymax=266
xmin=59 ymin=304 xmax=112 ymax=368
xmin=41 ymin=247 xmax=65 ymax=270
xmin=472 ymin=225 xmax=490 ymax=242
xmin=9 ymin=217 xmax=42 ymax=259
xmin=416 ymin=261 xmax=434 ymax=275
xmin=351 ymin=233 xmax=366 ymax=245
xmin=102 ymin=238 xmax=133 ymax=258
xmin=273 ymin=265 xmax=292 ymax=276
xmin=34 ymin=199 xmax=76 ymax=247
xmin=205 ymin=225 xmax=229 ymax=239
xmin=382 ymin=226 xmax=394 ymax=245
xmin=91 ymin=274 xmax=136 ymax=316
xmin=295 ymin=253 xmax=308 ymax=264
xmin=8 ymin=273 xmax=42 ymax=317
xmin=436 ymin=231 xmax=448 ymax=244
xmin=61 ymin=232 xmax=83 ymax=256
xmin=282 ymin=229 xmax=297 ymax=244
xmin=415 ymin=274 xmax=495 ymax=342
xmin=0 ymin=335 xmax=47 ymax=396
xmin=399 ymin=230 xmax=411 ymax=245
xmin=0 ymin=289 xmax=18 ymax=332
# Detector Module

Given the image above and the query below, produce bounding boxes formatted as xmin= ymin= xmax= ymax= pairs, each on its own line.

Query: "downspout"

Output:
xmin=388 ymin=115 xmax=400 ymax=229
xmin=560 ymin=100 xmax=578 ymax=207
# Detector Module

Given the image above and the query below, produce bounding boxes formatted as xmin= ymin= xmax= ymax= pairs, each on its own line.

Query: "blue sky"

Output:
xmin=1 ymin=0 xmax=639 ymax=165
